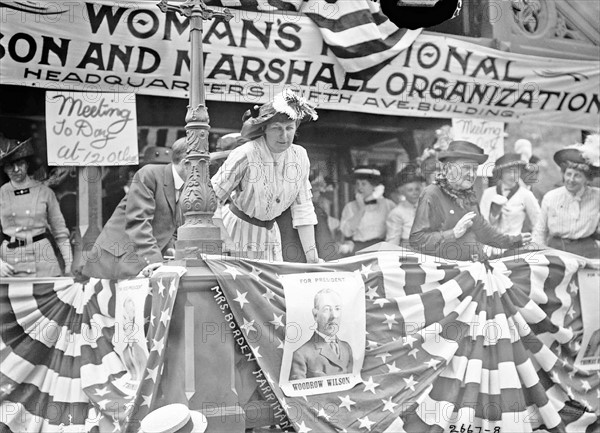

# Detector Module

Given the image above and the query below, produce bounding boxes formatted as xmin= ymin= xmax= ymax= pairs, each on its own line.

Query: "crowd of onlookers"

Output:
xmin=332 ymin=133 xmax=599 ymax=261
xmin=1 ymin=90 xmax=598 ymax=278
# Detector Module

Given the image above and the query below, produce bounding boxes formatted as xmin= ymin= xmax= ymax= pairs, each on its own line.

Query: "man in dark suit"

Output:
xmin=289 ymin=289 xmax=353 ymax=380
xmin=82 ymin=138 xmax=190 ymax=279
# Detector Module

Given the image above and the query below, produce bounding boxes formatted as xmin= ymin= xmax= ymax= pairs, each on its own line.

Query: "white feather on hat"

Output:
xmin=271 ymin=89 xmax=318 ymax=121
xmin=581 ymin=133 xmax=600 ymax=168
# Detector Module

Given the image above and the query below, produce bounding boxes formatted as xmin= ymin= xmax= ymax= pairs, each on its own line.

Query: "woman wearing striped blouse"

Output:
xmin=533 ymin=134 xmax=600 ymax=259
xmin=211 ymin=90 xmax=320 ymax=263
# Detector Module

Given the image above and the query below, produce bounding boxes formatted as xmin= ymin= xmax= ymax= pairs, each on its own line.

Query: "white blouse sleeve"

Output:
xmin=210 ymin=146 xmax=250 ymax=203
xmin=290 ymin=150 xmax=317 ymax=228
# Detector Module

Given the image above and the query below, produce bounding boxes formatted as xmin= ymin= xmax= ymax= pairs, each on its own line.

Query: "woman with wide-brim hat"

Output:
xmin=385 ymin=165 xmax=425 ymax=247
xmin=479 ymin=153 xmax=541 ymax=236
xmin=409 ymin=140 xmax=530 ymax=261
xmin=339 ymin=166 xmax=396 ymax=255
xmin=211 ymin=90 xmax=320 ymax=263
xmin=0 ymin=136 xmax=72 ymax=277
xmin=533 ymin=134 xmax=600 ymax=259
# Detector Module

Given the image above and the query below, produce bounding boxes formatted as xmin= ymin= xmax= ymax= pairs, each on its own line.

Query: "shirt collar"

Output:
xmin=172 ymin=164 xmax=185 ymax=190
xmin=315 ymin=330 xmax=337 ymax=343
xmin=566 ymin=185 xmax=586 ymax=202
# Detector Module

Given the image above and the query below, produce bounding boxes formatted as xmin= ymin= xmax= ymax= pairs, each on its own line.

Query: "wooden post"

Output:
xmin=72 ymin=166 xmax=102 ymax=272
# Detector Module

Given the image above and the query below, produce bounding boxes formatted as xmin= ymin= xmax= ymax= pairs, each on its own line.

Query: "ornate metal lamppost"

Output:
xmin=158 ymin=0 xmax=233 ymax=259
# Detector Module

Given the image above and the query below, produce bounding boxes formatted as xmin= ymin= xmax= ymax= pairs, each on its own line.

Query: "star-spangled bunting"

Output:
xmin=0 ymin=252 xmax=598 ymax=432
xmin=0 ymin=270 xmax=186 ymax=432
xmin=203 ymin=251 xmax=600 ymax=433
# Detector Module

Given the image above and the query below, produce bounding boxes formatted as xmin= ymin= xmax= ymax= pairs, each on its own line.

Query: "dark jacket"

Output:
xmin=410 ymin=184 xmax=522 ymax=261
xmin=83 ymin=164 xmax=179 ymax=279
xmin=289 ymin=332 xmax=353 ymax=380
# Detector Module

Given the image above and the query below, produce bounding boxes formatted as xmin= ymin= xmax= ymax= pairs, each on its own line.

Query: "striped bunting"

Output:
xmin=204 ymin=250 xmax=599 ymax=433
xmin=1 ymin=252 xmax=597 ymax=433
xmin=206 ymin=0 xmax=423 ymax=80
xmin=0 ymin=270 xmax=184 ymax=433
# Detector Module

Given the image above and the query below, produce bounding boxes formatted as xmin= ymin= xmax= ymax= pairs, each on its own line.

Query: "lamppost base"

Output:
xmin=175 ymin=226 xmax=222 ymax=259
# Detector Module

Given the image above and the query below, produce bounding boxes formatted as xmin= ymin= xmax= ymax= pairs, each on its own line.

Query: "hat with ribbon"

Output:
xmin=0 ymin=137 xmax=34 ymax=166
xmin=240 ymin=89 xmax=318 ymax=140
xmin=139 ymin=404 xmax=208 ymax=433
xmin=437 ymin=140 xmax=488 ymax=164
xmin=393 ymin=165 xmax=425 ymax=188
xmin=352 ymin=166 xmax=382 ymax=184
xmin=553 ymin=133 xmax=600 ymax=177
xmin=141 ymin=146 xmax=173 ymax=165
xmin=492 ymin=152 xmax=528 ymax=176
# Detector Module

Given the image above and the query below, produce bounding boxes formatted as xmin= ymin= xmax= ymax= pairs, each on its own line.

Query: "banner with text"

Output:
xmin=1 ymin=1 xmax=598 ymax=128
xmin=45 ymin=91 xmax=138 ymax=166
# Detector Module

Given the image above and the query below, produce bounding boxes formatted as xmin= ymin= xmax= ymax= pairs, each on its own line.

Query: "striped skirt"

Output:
xmin=221 ymin=204 xmax=283 ymax=262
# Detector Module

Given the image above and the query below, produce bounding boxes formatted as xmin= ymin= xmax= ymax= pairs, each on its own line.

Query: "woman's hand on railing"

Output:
xmin=1 ymin=259 xmax=15 ymax=277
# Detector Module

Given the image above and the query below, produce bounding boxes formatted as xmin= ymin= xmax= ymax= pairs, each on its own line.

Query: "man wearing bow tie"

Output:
xmin=82 ymin=138 xmax=190 ymax=279
xmin=289 ymin=289 xmax=354 ymax=380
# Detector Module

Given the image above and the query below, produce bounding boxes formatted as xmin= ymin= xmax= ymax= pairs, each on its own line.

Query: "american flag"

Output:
xmin=0 ymin=271 xmax=184 ymax=433
xmin=204 ymin=251 xmax=599 ymax=432
xmin=207 ymin=0 xmax=427 ymax=80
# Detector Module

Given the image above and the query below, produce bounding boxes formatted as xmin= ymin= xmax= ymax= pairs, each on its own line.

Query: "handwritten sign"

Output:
xmin=452 ymin=118 xmax=504 ymax=177
xmin=46 ymin=91 xmax=138 ymax=166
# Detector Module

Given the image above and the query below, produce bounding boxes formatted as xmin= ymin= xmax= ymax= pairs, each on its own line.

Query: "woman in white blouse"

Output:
xmin=340 ymin=167 xmax=395 ymax=254
xmin=480 ymin=153 xmax=540 ymax=236
xmin=211 ymin=90 xmax=320 ymax=263
xmin=533 ymin=135 xmax=600 ymax=259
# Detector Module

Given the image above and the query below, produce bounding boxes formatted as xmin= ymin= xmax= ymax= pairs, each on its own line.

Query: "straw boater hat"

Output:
xmin=352 ymin=166 xmax=382 ymax=184
xmin=553 ymin=133 xmax=600 ymax=178
xmin=393 ymin=165 xmax=425 ymax=188
xmin=139 ymin=404 xmax=208 ymax=433
xmin=240 ymin=90 xmax=318 ymax=140
xmin=0 ymin=137 xmax=34 ymax=166
xmin=437 ymin=140 xmax=488 ymax=164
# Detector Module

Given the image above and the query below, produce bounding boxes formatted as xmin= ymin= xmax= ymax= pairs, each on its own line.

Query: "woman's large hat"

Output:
xmin=492 ymin=152 xmax=528 ymax=177
xmin=240 ymin=89 xmax=318 ymax=140
xmin=0 ymin=137 xmax=34 ymax=165
xmin=351 ymin=166 xmax=382 ymax=183
xmin=553 ymin=134 xmax=600 ymax=177
xmin=139 ymin=404 xmax=208 ymax=433
xmin=437 ymin=140 xmax=488 ymax=164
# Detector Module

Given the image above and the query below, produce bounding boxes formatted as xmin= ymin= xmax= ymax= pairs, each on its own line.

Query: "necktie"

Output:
xmin=330 ymin=341 xmax=340 ymax=358
xmin=175 ymin=189 xmax=184 ymax=226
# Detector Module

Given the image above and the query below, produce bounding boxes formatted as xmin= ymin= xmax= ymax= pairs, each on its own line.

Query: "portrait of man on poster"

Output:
xmin=289 ymin=288 xmax=354 ymax=380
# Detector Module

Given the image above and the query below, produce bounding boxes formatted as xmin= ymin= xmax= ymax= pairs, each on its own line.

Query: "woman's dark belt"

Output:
xmin=553 ymin=236 xmax=593 ymax=243
xmin=229 ymin=204 xmax=276 ymax=230
xmin=4 ymin=233 xmax=49 ymax=249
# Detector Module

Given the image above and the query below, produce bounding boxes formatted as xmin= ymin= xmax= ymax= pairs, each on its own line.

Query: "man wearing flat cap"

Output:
xmin=82 ymin=138 xmax=191 ymax=279
xmin=410 ymin=141 xmax=531 ymax=261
